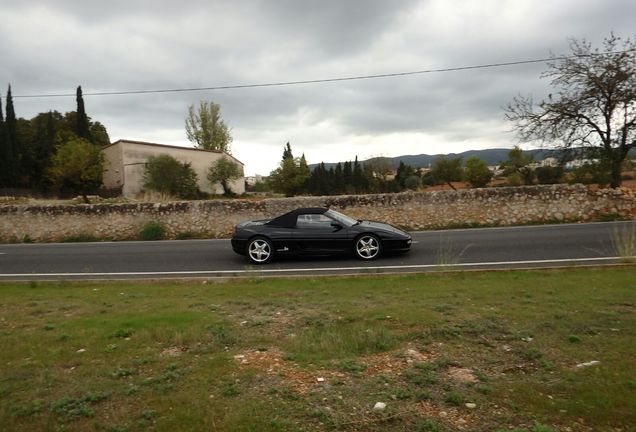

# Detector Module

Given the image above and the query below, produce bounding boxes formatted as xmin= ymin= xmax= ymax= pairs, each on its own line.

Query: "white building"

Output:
xmin=102 ymin=139 xmax=245 ymax=198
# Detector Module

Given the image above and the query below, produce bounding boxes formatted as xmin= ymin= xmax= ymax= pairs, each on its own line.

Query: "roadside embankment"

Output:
xmin=1 ymin=184 xmax=635 ymax=242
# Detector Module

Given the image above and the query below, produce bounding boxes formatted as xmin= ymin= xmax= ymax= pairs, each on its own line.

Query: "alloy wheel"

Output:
xmin=356 ymin=235 xmax=380 ymax=259
xmin=248 ymin=238 xmax=272 ymax=263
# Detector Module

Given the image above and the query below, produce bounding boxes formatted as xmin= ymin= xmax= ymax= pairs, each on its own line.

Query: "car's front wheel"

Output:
xmin=354 ymin=234 xmax=381 ymax=260
xmin=246 ymin=236 xmax=274 ymax=264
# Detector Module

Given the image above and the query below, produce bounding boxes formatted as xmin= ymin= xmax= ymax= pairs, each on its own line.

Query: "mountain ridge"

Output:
xmin=308 ymin=148 xmax=554 ymax=170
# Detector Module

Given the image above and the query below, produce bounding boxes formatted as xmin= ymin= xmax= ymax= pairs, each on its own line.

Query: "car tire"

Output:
xmin=354 ymin=234 xmax=382 ymax=260
xmin=246 ymin=236 xmax=274 ymax=264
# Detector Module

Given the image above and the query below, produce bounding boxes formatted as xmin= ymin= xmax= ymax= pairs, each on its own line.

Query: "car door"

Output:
xmin=266 ymin=226 xmax=297 ymax=254
xmin=293 ymin=213 xmax=350 ymax=253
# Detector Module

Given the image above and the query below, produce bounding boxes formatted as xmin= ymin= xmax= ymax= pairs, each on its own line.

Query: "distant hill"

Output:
xmin=309 ymin=148 xmax=555 ymax=170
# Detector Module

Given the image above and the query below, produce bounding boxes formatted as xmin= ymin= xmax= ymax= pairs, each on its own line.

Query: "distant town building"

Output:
xmin=528 ymin=157 xmax=560 ymax=170
xmin=102 ymin=139 xmax=245 ymax=198
xmin=565 ymin=159 xmax=599 ymax=170
xmin=245 ymin=175 xmax=265 ymax=186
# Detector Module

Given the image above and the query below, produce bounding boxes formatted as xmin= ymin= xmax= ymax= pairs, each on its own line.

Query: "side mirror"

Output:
xmin=330 ymin=222 xmax=343 ymax=231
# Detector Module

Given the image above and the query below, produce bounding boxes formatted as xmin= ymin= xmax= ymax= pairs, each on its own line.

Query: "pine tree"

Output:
xmin=298 ymin=153 xmax=310 ymax=194
xmin=343 ymin=160 xmax=353 ymax=192
xmin=334 ymin=163 xmax=344 ymax=195
xmin=309 ymin=162 xmax=329 ymax=196
xmin=75 ymin=86 xmax=92 ymax=141
xmin=352 ymin=156 xmax=367 ymax=193
xmin=282 ymin=142 xmax=293 ymax=160
xmin=268 ymin=142 xmax=309 ymax=196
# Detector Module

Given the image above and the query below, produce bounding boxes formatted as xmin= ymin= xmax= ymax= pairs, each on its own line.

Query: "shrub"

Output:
xmin=139 ymin=222 xmax=165 ymax=241
xmin=143 ymin=154 xmax=200 ymax=199
xmin=536 ymin=166 xmax=564 ymax=184
xmin=569 ymin=162 xmax=612 ymax=186
xmin=175 ymin=232 xmax=197 ymax=240
xmin=404 ymin=175 xmax=422 ymax=190
xmin=61 ymin=233 xmax=100 ymax=243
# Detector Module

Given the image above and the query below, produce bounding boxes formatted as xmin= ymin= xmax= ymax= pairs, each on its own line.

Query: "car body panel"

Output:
xmin=231 ymin=207 xmax=412 ymax=261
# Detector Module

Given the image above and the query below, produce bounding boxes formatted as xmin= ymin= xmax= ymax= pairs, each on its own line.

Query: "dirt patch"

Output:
xmin=447 ymin=367 xmax=477 ymax=384
xmin=416 ymin=400 xmax=478 ymax=430
xmin=233 ymin=348 xmax=348 ymax=394
xmin=160 ymin=346 xmax=187 ymax=357
xmin=233 ymin=344 xmax=433 ymax=393
xmin=361 ymin=346 xmax=432 ymax=378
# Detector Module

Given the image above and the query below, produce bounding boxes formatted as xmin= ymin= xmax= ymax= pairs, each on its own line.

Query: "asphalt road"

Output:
xmin=0 ymin=221 xmax=634 ymax=281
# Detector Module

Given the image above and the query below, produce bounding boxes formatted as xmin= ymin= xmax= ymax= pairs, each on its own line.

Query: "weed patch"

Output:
xmin=138 ymin=221 xmax=165 ymax=241
xmin=50 ymin=392 xmax=109 ymax=421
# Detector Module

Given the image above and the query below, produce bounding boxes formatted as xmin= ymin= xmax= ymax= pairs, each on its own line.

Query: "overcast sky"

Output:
xmin=1 ymin=1 xmax=634 ymax=175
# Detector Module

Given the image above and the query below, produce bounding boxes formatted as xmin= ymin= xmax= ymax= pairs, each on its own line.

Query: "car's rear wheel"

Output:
xmin=246 ymin=236 xmax=274 ymax=264
xmin=354 ymin=234 xmax=381 ymax=260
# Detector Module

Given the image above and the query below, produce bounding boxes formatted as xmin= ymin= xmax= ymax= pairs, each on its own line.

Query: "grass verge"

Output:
xmin=0 ymin=268 xmax=634 ymax=431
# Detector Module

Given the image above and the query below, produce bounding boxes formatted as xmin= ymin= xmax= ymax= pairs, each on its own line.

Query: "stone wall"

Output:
xmin=1 ymin=185 xmax=635 ymax=242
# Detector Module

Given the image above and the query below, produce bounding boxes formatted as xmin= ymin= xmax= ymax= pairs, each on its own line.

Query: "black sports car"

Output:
xmin=231 ymin=207 xmax=412 ymax=264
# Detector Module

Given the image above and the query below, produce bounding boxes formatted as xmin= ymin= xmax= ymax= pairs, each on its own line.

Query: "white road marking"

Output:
xmin=0 ymin=256 xmax=631 ymax=278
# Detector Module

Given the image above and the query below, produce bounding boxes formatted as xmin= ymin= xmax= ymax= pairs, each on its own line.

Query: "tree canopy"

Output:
xmin=507 ymin=34 xmax=636 ymax=187
xmin=500 ymin=146 xmax=535 ymax=185
xmin=0 ymin=85 xmax=110 ymax=191
xmin=268 ymin=143 xmax=310 ymax=196
xmin=47 ymin=137 xmax=104 ymax=203
xmin=207 ymin=157 xmax=243 ymax=196
xmin=463 ymin=156 xmax=492 ymax=188
xmin=185 ymin=101 xmax=233 ymax=153
xmin=431 ymin=156 xmax=463 ymax=190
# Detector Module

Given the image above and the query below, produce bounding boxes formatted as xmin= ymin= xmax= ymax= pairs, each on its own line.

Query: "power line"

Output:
xmin=13 ymin=50 xmax=635 ymax=99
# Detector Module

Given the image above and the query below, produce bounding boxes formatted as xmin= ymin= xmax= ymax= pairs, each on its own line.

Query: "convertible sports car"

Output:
xmin=231 ymin=207 xmax=412 ymax=264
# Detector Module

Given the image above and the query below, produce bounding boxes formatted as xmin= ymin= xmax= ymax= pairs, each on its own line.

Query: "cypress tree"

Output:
xmin=76 ymin=86 xmax=92 ymax=141
xmin=0 ymin=95 xmax=5 ymax=187
xmin=4 ymin=86 xmax=19 ymax=187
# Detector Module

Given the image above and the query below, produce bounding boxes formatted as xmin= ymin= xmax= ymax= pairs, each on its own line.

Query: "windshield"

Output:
xmin=325 ymin=209 xmax=359 ymax=227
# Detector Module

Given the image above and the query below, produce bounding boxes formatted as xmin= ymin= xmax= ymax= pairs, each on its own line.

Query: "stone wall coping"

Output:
xmin=0 ymin=184 xmax=614 ymax=216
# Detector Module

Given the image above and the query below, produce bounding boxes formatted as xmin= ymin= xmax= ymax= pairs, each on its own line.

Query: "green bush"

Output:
xmin=569 ymin=161 xmax=612 ymax=186
xmin=61 ymin=233 xmax=100 ymax=243
xmin=139 ymin=221 xmax=166 ymax=241
xmin=175 ymin=232 xmax=196 ymax=240
xmin=536 ymin=166 xmax=564 ymax=184
xmin=143 ymin=154 xmax=200 ymax=199
xmin=464 ymin=156 xmax=493 ymax=188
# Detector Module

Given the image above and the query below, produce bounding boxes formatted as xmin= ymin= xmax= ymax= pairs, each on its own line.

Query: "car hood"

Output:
xmin=358 ymin=221 xmax=410 ymax=237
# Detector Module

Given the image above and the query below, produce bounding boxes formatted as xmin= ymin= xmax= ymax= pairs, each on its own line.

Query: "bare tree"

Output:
xmin=506 ymin=34 xmax=636 ymax=187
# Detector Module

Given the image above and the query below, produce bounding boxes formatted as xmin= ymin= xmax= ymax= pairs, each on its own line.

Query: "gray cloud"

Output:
xmin=2 ymin=0 xmax=634 ymax=173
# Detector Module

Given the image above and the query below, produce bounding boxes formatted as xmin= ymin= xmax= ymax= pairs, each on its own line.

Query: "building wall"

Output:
xmin=103 ymin=140 xmax=245 ymax=197
xmin=1 ymin=185 xmax=634 ymax=242
xmin=102 ymin=143 xmax=123 ymax=190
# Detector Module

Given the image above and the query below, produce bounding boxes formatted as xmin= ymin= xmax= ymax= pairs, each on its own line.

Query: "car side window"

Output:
xmin=296 ymin=214 xmax=333 ymax=229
